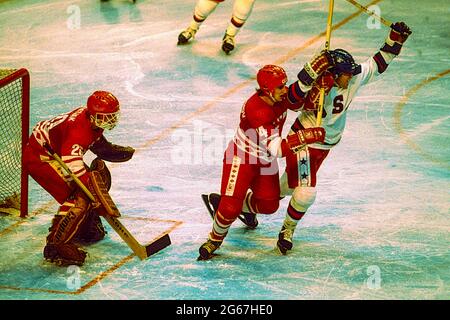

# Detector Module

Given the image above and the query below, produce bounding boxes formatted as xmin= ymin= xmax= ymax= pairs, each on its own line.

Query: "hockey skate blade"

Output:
xmin=202 ymin=194 xmax=255 ymax=228
xmin=237 ymin=215 xmax=249 ymax=226
xmin=197 ymin=253 xmax=218 ymax=261
xmin=237 ymin=213 xmax=259 ymax=229
xmin=201 ymin=194 xmax=215 ymax=220
xmin=143 ymin=234 xmax=171 ymax=259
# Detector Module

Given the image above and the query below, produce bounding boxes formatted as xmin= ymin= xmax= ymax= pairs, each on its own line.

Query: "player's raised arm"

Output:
xmin=374 ymin=21 xmax=412 ymax=73
xmin=358 ymin=21 xmax=412 ymax=86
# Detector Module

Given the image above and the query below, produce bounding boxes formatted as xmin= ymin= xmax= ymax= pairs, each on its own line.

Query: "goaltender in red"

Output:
xmin=23 ymin=91 xmax=135 ymax=266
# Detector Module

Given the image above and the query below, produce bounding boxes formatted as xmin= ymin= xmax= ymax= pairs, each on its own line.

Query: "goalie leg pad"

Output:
xmin=44 ymin=191 xmax=90 ymax=266
xmin=43 ymin=243 xmax=87 ymax=266
xmin=47 ymin=191 xmax=90 ymax=244
xmin=90 ymin=157 xmax=112 ymax=191
xmin=73 ymin=209 xmax=107 ymax=244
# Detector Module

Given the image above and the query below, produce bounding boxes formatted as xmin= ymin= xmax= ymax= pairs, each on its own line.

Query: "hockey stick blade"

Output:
xmin=145 ymin=233 xmax=171 ymax=257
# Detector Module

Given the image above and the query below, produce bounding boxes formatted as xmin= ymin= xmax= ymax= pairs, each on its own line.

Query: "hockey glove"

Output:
xmin=286 ymin=127 xmax=325 ymax=153
xmin=303 ymin=71 xmax=335 ymax=111
xmin=298 ymin=50 xmax=334 ymax=86
xmin=382 ymin=22 xmax=412 ymax=55
xmin=90 ymin=135 xmax=135 ymax=162
xmin=390 ymin=22 xmax=412 ymax=44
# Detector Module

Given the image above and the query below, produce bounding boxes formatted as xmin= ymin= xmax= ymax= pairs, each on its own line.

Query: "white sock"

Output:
xmin=191 ymin=0 xmax=220 ymax=30
xmin=225 ymin=0 xmax=256 ymax=36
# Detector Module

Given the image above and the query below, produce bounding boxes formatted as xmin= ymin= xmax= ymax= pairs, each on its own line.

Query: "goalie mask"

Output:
xmin=257 ymin=65 xmax=288 ymax=97
xmin=87 ymin=91 xmax=120 ymax=130
xmin=329 ymin=49 xmax=361 ymax=76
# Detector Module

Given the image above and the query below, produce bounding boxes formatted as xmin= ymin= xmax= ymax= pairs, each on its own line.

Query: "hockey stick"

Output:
xmin=201 ymin=194 xmax=256 ymax=228
xmin=316 ymin=0 xmax=334 ymax=126
xmin=43 ymin=143 xmax=171 ymax=260
xmin=344 ymin=0 xmax=392 ymax=27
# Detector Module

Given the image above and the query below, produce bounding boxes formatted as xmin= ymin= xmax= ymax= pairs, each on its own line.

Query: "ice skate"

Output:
xmin=177 ymin=27 xmax=197 ymax=45
xmin=240 ymin=211 xmax=258 ymax=229
xmin=201 ymin=193 xmax=220 ymax=219
xmin=198 ymin=239 xmax=222 ymax=260
xmin=73 ymin=210 xmax=107 ymax=244
xmin=221 ymin=33 xmax=235 ymax=54
xmin=277 ymin=226 xmax=294 ymax=255
xmin=202 ymin=193 xmax=258 ymax=228
xmin=43 ymin=243 xmax=87 ymax=266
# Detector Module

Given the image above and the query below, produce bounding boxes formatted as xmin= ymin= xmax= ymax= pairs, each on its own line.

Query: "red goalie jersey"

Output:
xmin=29 ymin=107 xmax=104 ymax=186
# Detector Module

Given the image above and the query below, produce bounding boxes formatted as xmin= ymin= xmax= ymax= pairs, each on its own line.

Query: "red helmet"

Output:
xmin=257 ymin=65 xmax=288 ymax=95
xmin=87 ymin=91 xmax=120 ymax=130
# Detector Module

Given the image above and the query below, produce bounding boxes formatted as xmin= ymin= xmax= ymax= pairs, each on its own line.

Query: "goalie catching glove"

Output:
xmin=90 ymin=135 xmax=135 ymax=162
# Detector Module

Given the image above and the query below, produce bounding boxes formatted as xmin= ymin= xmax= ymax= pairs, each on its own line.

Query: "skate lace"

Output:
xmin=281 ymin=227 xmax=293 ymax=241
xmin=204 ymin=240 xmax=220 ymax=251
xmin=184 ymin=27 xmax=197 ymax=38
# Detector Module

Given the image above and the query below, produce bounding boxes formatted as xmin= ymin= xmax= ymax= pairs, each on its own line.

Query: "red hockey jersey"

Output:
xmin=230 ymin=92 xmax=302 ymax=164
xmin=31 ymin=106 xmax=104 ymax=184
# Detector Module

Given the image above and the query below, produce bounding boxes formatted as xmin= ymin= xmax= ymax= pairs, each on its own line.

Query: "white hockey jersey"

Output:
xmin=291 ymin=51 xmax=396 ymax=150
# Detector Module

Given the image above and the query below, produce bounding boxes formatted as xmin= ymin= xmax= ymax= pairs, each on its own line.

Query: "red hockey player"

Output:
xmin=23 ymin=91 xmax=135 ymax=266
xmin=177 ymin=0 xmax=256 ymax=54
xmin=276 ymin=22 xmax=412 ymax=255
xmin=199 ymin=56 xmax=335 ymax=260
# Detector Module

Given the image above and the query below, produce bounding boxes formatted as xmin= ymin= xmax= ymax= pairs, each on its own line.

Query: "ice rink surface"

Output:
xmin=0 ymin=0 xmax=449 ymax=300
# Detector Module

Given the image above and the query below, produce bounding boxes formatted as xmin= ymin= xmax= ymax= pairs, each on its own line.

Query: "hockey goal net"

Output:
xmin=0 ymin=68 xmax=29 ymax=217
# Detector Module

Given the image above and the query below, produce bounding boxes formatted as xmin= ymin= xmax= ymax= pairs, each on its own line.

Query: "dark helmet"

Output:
xmin=329 ymin=49 xmax=360 ymax=76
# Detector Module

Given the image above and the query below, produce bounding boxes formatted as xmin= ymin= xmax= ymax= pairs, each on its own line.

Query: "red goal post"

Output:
xmin=0 ymin=68 xmax=29 ymax=217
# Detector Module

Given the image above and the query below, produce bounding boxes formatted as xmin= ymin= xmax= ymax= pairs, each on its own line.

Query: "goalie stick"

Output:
xmin=43 ymin=143 xmax=171 ymax=260
xmin=201 ymin=194 xmax=253 ymax=227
